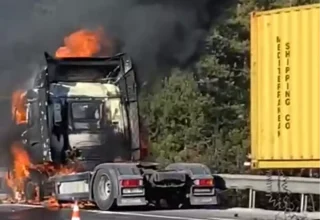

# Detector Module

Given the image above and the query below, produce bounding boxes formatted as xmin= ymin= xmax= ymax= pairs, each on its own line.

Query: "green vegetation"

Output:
xmin=140 ymin=0 xmax=319 ymax=209
xmin=141 ymin=0 xmax=318 ymax=173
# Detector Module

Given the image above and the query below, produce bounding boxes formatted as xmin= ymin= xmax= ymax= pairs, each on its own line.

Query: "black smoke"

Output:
xmin=0 ymin=0 xmax=234 ymax=165
xmin=0 ymin=0 xmax=234 ymax=93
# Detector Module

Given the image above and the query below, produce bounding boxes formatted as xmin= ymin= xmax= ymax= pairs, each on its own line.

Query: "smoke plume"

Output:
xmin=0 ymin=0 xmax=229 ymax=93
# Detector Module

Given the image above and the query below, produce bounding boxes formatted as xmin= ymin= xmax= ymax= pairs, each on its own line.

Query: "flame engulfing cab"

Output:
xmin=12 ymin=51 xmax=148 ymax=169
xmin=4 ymin=29 xmax=216 ymax=211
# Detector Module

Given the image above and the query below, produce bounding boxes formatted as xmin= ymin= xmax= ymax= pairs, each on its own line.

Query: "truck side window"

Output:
xmin=27 ymin=101 xmax=39 ymax=127
xmin=26 ymin=103 xmax=32 ymax=126
xmin=53 ymin=103 xmax=62 ymax=123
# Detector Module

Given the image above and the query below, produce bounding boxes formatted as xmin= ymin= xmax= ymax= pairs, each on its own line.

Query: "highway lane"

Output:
xmin=136 ymin=208 xmax=320 ymax=220
xmin=1 ymin=204 xmax=319 ymax=220
xmin=2 ymin=207 xmax=169 ymax=220
xmin=0 ymin=204 xmax=232 ymax=220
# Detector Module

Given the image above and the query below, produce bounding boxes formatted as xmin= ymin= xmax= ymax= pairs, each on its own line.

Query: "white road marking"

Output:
xmin=87 ymin=210 xmax=234 ymax=220
xmin=0 ymin=204 xmax=42 ymax=208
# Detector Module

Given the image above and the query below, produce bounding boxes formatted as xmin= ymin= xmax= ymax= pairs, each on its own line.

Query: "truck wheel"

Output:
xmin=25 ymin=179 xmax=37 ymax=202
xmin=93 ymin=168 xmax=117 ymax=211
xmin=24 ymin=170 xmax=45 ymax=202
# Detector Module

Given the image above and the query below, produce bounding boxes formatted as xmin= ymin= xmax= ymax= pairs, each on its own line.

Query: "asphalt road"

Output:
xmin=0 ymin=204 xmax=230 ymax=220
xmin=1 ymin=204 xmax=319 ymax=220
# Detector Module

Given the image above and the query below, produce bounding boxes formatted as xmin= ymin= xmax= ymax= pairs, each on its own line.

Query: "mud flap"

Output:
xmin=165 ymin=162 xmax=219 ymax=206
xmin=47 ymin=172 xmax=91 ymax=202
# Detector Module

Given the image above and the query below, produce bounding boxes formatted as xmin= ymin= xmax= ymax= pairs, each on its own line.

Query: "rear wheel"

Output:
xmin=93 ymin=168 xmax=117 ymax=211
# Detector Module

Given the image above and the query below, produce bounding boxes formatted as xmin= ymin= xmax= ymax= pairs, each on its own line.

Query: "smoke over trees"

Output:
xmin=0 ymin=0 xmax=232 ymax=94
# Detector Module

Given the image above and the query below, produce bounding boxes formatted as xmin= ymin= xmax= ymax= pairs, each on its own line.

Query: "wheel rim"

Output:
xmin=98 ymin=174 xmax=112 ymax=200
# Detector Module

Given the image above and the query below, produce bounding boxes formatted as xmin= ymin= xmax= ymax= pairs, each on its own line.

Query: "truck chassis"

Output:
xmin=25 ymin=162 xmax=218 ymax=210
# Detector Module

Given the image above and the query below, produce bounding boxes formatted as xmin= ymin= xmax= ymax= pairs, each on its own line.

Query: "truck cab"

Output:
xmin=21 ymin=52 xmax=142 ymax=169
xmin=49 ymin=81 xmax=129 ymax=165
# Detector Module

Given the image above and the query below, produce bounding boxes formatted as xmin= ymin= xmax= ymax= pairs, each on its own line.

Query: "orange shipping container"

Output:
xmin=250 ymin=4 xmax=320 ymax=169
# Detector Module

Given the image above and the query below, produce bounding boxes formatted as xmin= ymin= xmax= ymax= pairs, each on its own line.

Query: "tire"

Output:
xmin=24 ymin=170 xmax=45 ymax=202
xmin=92 ymin=168 xmax=117 ymax=211
xmin=24 ymin=179 xmax=37 ymax=202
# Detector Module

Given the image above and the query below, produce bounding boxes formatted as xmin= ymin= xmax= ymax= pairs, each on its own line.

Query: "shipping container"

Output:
xmin=250 ymin=4 xmax=320 ymax=169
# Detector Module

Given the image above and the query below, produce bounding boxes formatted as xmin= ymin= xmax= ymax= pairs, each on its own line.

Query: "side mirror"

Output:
xmin=11 ymin=90 xmax=27 ymax=125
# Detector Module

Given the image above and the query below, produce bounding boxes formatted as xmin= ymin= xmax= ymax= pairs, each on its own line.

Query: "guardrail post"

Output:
xmin=248 ymin=189 xmax=252 ymax=208
xmin=300 ymin=194 xmax=308 ymax=212
xmin=300 ymin=193 xmax=308 ymax=212
xmin=248 ymin=188 xmax=256 ymax=208
xmin=304 ymin=195 xmax=308 ymax=212
xmin=252 ymin=190 xmax=256 ymax=208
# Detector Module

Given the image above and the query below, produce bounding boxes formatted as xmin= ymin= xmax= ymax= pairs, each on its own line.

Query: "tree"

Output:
xmin=193 ymin=1 xmax=251 ymax=173
xmin=140 ymin=69 xmax=215 ymax=166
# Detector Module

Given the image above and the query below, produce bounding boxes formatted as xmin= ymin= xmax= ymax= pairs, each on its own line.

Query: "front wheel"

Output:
xmin=24 ymin=170 xmax=45 ymax=203
xmin=92 ymin=168 xmax=117 ymax=211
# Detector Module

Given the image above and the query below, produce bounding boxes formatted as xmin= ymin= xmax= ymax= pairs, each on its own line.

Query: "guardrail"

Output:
xmin=215 ymin=174 xmax=320 ymax=212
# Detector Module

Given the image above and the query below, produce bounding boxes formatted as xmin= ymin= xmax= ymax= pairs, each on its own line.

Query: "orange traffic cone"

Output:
xmin=71 ymin=201 xmax=80 ymax=220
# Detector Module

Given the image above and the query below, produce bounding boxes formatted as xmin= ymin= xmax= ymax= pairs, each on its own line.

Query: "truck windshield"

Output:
xmin=70 ymin=102 xmax=102 ymax=130
xmin=72 ymin=102 xmax=101 ymax=120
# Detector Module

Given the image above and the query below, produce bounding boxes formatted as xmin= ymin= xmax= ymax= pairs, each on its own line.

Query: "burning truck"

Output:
xmin=6 ymin=29 xmax=218 ymax=210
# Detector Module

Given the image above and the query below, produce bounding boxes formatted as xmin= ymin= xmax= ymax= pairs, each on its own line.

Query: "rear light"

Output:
xmin=194 ymin=179 xmax=214 ymax=186
xmin=120 ymin=179 xmax=143 ymax=187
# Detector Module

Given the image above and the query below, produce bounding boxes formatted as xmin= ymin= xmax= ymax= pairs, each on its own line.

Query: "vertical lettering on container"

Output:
xmin=284 ymin=42 xmax=291 ymax=130
xmin=276 ymin=36 xmax=281 ymax=136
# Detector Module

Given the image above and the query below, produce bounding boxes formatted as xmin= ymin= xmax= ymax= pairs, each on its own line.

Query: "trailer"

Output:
xmin=11 ymin=52 xmax=218 ymax=210
xmin=250 ymin=3 xmax=320 ymax=169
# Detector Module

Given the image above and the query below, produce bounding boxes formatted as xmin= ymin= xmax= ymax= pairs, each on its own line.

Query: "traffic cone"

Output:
xmin=71 ymin=201 xmax=80 ymax=220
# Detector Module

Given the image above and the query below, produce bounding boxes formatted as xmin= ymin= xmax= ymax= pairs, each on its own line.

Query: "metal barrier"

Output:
xmin=216 ymin=174 xmax=320 ymax=212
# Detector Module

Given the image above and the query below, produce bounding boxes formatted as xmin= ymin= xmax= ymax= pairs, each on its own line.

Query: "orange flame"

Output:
xmin=55 ymin=28 xmax=111 ymax=58
xmin=34 ymin=163 xmax=77 ymax=176
xmin=5 ymin=27 xmax=114 ymax=206
xmin=11 ymin=90 xmax=27 ymax=125
xmin=5 ymin=142 xmax=32 ymax=201
xmin=5 ymin=143 xmax=79 ymax=204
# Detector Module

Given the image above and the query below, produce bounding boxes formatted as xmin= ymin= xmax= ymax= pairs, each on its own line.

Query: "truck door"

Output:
xmin=24 ymin=90 xmax=42 ymax=163
xmin=25 ymin=93 xmax=40 ymax=148
xmin=118 ymin=56 xmax=140 ymax=161
xmin=25 ymin=88 xmax=52 ymax=163
xmin=37 ymin=88 xmax=51 ymax=162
